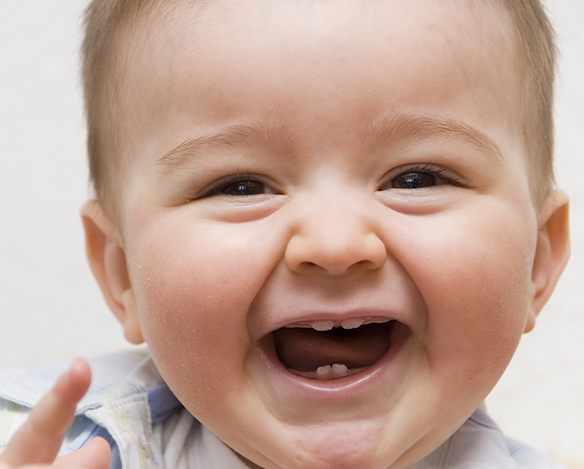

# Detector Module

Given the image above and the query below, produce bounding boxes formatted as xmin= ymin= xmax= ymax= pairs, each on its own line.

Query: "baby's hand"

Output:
xmin=0 ymin=359 xmax=111 ymax=469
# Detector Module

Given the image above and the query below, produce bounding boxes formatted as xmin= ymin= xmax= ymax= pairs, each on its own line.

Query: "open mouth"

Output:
xmin=262 ymin=318 xmax=408 ymax=381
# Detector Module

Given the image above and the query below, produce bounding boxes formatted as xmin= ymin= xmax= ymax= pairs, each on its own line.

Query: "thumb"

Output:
xmin=55 ymin=437 xmax=111 ymax=469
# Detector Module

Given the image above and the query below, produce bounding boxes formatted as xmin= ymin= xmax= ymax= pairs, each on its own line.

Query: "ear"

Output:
xmin=524 ymin=190 xmax=570 ymax=333
xmin=81 ymin=200 xmax=144 ymax=344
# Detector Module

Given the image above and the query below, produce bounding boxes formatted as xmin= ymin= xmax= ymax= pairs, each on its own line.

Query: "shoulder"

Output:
xmin=0 ymin=350 xmax=150 ymax=408
xmin=414 ymin=406 xmax=567 ymax=469
xmin=0 ymin=350 xmax=183 ymax=468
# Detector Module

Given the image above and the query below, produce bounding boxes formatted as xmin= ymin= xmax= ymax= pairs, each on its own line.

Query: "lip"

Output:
xmin=255 ymin=320 xmax=411 ymax=398
xmin=254 ymin=307 xmax=413 ymax=342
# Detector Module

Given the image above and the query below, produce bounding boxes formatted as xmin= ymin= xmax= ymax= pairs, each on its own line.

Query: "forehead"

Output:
xmin=117 ymin=0 xmax=521 ymax=167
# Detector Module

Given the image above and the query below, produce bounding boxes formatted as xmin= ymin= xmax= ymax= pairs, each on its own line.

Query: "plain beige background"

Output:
xmin=0 ymin=1 xmax=582 ymax=466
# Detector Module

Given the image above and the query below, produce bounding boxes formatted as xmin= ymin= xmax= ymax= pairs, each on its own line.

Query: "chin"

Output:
xmin=229 ymin=414 xmax=422 ymax=469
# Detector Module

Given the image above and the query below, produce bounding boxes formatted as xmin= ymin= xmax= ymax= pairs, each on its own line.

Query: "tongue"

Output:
xmin=274 ymin=322 xmax=392 ymax=372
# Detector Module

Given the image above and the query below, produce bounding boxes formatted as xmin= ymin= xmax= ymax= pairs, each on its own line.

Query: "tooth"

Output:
xmin=316 ymin=365 xmax=332 ymax=377
xmin=311 ymin=320 xmax=334 ymax=331
xmin=332 ymin=364 xmax=348 ymax=377
xmin=341 ymin=318 xmax=364 ymax=330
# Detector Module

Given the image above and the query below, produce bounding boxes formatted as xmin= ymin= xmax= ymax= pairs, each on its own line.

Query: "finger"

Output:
xmin=55 ymin=437 xmax=112 ymax=469
xmin=0 ymin=358 xmax=91 ymax=466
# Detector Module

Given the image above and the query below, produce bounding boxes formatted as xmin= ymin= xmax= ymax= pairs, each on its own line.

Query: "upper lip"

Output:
xmin=255 ymin=307 xmax=410 ymax=340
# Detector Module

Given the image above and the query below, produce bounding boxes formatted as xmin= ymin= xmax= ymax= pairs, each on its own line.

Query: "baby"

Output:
xmin=0 ymin=0 xmax=571 ymax=468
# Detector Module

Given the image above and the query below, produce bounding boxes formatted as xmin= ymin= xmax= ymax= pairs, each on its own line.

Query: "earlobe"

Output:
xmin=119 ymin=289 xmax=144 ymax=344
xmin=81 ymin=200 xmax=145 ymax=344
xmin=525 ymin=190 xmax=570 ymax=333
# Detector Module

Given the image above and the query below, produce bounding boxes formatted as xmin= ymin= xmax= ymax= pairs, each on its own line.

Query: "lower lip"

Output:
xmin=256 ymin=323 xmax=411 ymax=399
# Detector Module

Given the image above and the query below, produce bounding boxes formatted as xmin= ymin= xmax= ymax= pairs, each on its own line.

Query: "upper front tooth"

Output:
xmin=341 ymin=318 xmax=364 ymax=329
xmin=311 ymin=320 xmax=334 ymax=331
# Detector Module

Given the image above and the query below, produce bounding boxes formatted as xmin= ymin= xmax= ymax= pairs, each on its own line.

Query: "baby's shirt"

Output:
xmin=0 ymin=351 xmax=565 ymax=468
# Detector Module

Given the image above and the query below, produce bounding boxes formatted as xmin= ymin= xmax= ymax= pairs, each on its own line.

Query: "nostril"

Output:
xmin=290 ymin=254 xmax=384 ymax=277
xmin=296 ymin=261 xmax=325 ymax=274
xmin=353 ymin=259 xmax=379 ymax=271
xmin=296 ymin=259 xmax=376 ymax=277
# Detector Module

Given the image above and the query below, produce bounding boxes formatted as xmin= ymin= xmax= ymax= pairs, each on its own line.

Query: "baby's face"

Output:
xmin=114 ymin=1 xmax=541 ymax=467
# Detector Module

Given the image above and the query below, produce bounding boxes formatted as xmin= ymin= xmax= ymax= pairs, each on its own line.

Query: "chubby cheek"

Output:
xmin=128 ymin=220 xmax=268 ymax=411
xmin=406 ymin=203 xmax=537 ymax=397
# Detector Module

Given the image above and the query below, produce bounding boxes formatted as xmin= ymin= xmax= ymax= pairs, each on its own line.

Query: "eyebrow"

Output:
xmin=156 ymin=122 xmax=295 ymax=173
xmin=156 ymin=113 xmax=502 ymax=172
xmin=361 ymin=113 xmax=503 ymax=161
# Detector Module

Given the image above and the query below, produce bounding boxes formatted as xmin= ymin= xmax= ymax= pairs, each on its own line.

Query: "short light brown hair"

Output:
xmin=497 ymin=0 xmax=557 ymax=204
xmin=81 ymin=0 xmax=557 ymax=213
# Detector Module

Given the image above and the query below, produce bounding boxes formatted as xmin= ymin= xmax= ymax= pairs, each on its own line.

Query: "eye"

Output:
xmin=380 ymin=164 xmax=465 ymax=190
xmin=221 ymin=179 xmax=271 ymax=196
xmin=200 ymin=174 xmax=278 ymax=198
xmin=391 ymin=172 xmax=437 ymax=189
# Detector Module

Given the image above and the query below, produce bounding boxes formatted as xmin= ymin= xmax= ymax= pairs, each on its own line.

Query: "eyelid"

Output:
xmin=379 ymin=163 xmax=468 ymax=190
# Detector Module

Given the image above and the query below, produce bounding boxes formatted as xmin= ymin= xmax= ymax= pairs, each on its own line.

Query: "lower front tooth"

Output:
xmin=332 ymin=363 xmax=348 ymax=377
xmin=316 ymin=365 xmax=332 ymax=377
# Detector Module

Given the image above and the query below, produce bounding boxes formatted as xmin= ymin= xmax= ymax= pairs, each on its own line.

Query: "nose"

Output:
xmin=284 ymin=198 xmax=387 ymax=277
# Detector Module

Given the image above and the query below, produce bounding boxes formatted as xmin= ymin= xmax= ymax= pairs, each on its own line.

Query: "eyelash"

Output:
xmin=379 ymin=163 xmax=466 ymax=190
xmin=197 ymin=173 xmax=276 ymax=199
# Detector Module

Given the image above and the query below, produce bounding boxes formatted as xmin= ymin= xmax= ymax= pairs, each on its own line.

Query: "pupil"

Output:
xmin=394 ymin=172 xmax=436 ymax=189
xmin=224 ymin=180 xmax=264 ymax=196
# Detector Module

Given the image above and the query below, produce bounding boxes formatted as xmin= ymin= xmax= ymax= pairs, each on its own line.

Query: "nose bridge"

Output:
xmin=285 ymin=193 xmax=386 ymax=276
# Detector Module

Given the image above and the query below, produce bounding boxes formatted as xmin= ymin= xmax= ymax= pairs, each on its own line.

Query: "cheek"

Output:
xmin=404 ymin=204 xmax=537 ymax=388
xmin=127 ymin=221 xmax=270 ymax=405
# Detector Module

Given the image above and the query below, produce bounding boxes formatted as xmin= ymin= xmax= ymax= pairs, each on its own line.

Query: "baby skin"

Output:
xmin=0 ymin=0 xmax=569 ymax=468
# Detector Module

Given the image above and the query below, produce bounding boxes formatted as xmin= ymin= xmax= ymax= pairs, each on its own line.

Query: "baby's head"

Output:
xmin=80 ymin=1 xmax=570 ymax=467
